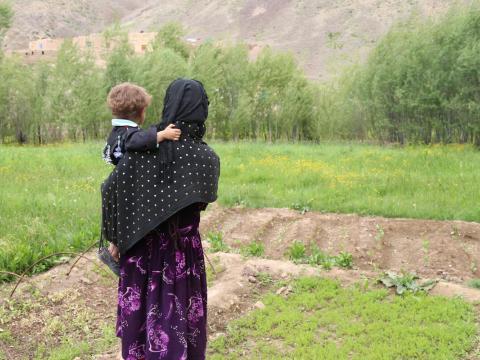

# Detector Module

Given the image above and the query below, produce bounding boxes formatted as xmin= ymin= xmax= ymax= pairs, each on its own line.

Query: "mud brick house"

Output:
xmin=8 ymin=32 xmax=158 ymax=64
xmin=6 ymin=32 xmax=261 ymax=65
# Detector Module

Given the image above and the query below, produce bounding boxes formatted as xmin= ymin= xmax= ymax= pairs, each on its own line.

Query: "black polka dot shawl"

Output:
xmin=100 ymin=78 xmax=220 ymax=255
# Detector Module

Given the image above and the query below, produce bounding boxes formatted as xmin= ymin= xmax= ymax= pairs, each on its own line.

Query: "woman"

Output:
xmin=101 ymin=78 xmax=220 ymax=360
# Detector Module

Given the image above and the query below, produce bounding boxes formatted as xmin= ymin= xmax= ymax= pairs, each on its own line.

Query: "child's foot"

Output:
xmin=116 ymin=350 xmax=123 ymax=360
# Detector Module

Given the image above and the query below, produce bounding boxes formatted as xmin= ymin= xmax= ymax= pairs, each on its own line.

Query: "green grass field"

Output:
xmin=208 ymin=277 xmax=477 ymax=359
xmin=0 ymin=142 xmax=479 ymax=278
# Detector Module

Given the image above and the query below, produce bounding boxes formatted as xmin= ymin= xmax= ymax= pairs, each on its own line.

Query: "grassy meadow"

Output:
xmin=0 ymin=141 xmax=479 ymax=278
xmin=208 ymin=277 xmax=477 ymax=359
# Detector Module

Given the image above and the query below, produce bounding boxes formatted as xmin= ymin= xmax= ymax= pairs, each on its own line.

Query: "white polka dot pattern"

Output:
xmin=101 ymin=139 xmax=220 ymax=255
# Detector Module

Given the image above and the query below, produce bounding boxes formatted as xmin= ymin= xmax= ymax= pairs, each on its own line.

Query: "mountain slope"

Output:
xmin=4 ymin=0 xmax=453 ymax=78
xmin=4 ymin=0 xmax=145 ymax=50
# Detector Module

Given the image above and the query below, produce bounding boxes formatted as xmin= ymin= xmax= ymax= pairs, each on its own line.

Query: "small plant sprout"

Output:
xmin=308 ymin=245 xmax=327 ymax=265
xmin=308 ymin=245 xmax=335 ymax=270
xmin=291 ymin=199 xmax=313 ymax=215
xmin=288 ymin=241 xmax=306 ymax=262
xmin=240 ymin=241 xmax=265 ymax=257
xmin=375 ymin=224 xmax=385 ymax=244
xmin=378 ymin=271 xmax=438 ymax=295
xmin=293 ymin=244 xmax=354 ymax=270
xmin=451 ymin=225 xmax=460 ymax=238
xmin=234 ymin=197 xmax=246 ymax=207
xmin=422 ymin=239 xmax=430 ymax=267
xmin=206 ymin=231 xmax=229 ymax=253
xmin=467 ymin=279 xmax=480 ymax=290
xmin=256 ymin=272 xmax=274 ymax=286
xmin=470 ymin=261 xmax=478 ymax=274
xmin=335 ymin=251 xmax=353 ymax=269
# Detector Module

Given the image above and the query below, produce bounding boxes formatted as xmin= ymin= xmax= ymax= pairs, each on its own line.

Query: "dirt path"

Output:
xmin=1 ymin=206 xmax=479 ymax=359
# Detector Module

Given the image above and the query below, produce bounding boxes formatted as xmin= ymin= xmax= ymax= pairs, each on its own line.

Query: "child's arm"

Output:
xmin=124 ymin=126 xmax=158 ymax=152
xmin=125 ymin=124 xmax=181 ymax=152
xmin=157 ymin=124 xmax=181 ymax=143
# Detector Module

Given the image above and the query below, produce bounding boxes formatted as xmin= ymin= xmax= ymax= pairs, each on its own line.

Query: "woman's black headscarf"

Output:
xmin=101 ymin=78 xmax=220 ymax=255
xmin=156 ymin=78 xmax=210 ymax=181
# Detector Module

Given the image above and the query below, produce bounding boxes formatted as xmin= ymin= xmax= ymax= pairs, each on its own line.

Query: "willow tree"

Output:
xmin=133 ymin=47 xmax=189 ymax=124
xmin=0 ymin=1 xmax=12 ymax=54
xmin=351 ymin=4 xmax=480 ymax=145
xmin=43 ymin=40 xmax=106 ymax=141
xmin=103 ymin=24 xmax=137 ymax=93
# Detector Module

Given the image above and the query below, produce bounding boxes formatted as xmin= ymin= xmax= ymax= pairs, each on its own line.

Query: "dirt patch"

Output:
xmin=202 ymin=206 xmax=480 ymax=283
xmin=0 ymin=252 xmax=118 ymax=360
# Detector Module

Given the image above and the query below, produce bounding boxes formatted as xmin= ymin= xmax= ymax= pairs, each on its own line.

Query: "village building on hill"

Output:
xmin=8 ymin=32 xmax=179 ymax=64
xmin=28 ymin=32 xmax=158 ymax=54
xmin=7 ymin=32 xmax=260 ymax=65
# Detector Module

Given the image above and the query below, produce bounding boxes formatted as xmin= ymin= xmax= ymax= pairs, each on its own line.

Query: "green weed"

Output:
xmin=374 ymin=224 xmax=385 ymax=243
xmin=422 ymin=239 xmax=430 ymax=266
xmin=256 ymin=272 xmax=274 ymax=286
xmin=307 ymin=245 xmax=334 ymax=269
xmin=291 ymin=202 xmax=311 ymax=214
xmin=206 ymin=256 xmax=225 ymax=285
xmin=206 ymin=231 xmax=229 ymax=253
xmin=378 ymin=271 xmax=438 ymax=295
xmin=335 ymin=251 xmax=354 ymax=269
xmin=240 ymin=241 xmax=265 ymax=257
xmin=291 ymin=243 xmax=353 ymax=270
xmin=467 ymin=279 xmax=480 ymax=290
xmin=287 ymin=241 xmax=306 ymax=262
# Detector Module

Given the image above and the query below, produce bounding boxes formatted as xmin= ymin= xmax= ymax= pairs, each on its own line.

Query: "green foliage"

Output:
xmin=291 ymin=201 xmax=311 ymax=214
xmin=0 ymin=144 xmax=108 ymax=281
xmin=0 ymin=56 xmax=35 ymax=143
xmin=103 ymin=25 xmax=136 ymax=91
xmin=293 ymin=244 xmax=354 ymax=270
xmin=307 ymin=245 xmax=335 ymax=269
xmin=256 ymin=272 xmax=274 ymax=286
xmin=3 ymin=4 xmax=480 ymax=145
xmin=0 ymin=2 xmax=12 ymax=36
xmin=0 ymin=22 xmax=318 ymax=144
xmin=134 ymin=47 xmax=189 ymax=122
xmin=209 ymin=276 xmax=477 ymax=359
xmin=206 ymin=231 xmax=229 ymax=253
xmin=348 ymin=3 xmax=480 ymax=145
xmin=217 ymin=142 xmax=480 ymax=222
xmin=467 ymin=278 xmax=480 ymax=289
xmin=240 ymin=241 xmax=265 ymax=257
xmin=43 ymin=40 xmax=107 ymax=142
xmin=287 ymin=241 xmax=306 ymax=261
xmin=334 ymin=251 xmax=353 ymax=269
xmin=378 ymin=271 xmax=438 ymax=295
xmin=153 ymin=22 xmax=190 ymax=59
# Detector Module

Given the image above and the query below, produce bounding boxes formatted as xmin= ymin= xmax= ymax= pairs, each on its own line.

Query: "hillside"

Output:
xmin=3 ymin=0 xmax=143 ymax=47
xmin=4 ymin=0 xmax=453 ymax=78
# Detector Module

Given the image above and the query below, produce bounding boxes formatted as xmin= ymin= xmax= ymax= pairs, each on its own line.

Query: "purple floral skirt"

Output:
xmin=116 ymin=206 xmax=207 ymax=360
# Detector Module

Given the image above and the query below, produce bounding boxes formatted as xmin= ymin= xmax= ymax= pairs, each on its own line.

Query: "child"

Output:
xmin=102 ymin=82 xmax=181 ymax=165
xmin=102 ymin=82 xmax=182 ymax=265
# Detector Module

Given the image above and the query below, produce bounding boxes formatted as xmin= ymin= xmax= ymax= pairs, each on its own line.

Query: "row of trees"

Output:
xmin=1 ymin=3 xmax=480 ymax=145
xmin=0 ymin=22 xmax=320 ymax=144
xmin=345 ymin=3 xmax=480 ymax=145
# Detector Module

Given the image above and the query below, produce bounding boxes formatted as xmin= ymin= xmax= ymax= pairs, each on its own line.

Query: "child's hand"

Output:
xmin=157 ymin=124 xmax=181 ymax=143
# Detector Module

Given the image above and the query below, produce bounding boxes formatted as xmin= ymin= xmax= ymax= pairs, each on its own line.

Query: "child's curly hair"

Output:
xmin=107 ymin=83 xmax=152 ymax=119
